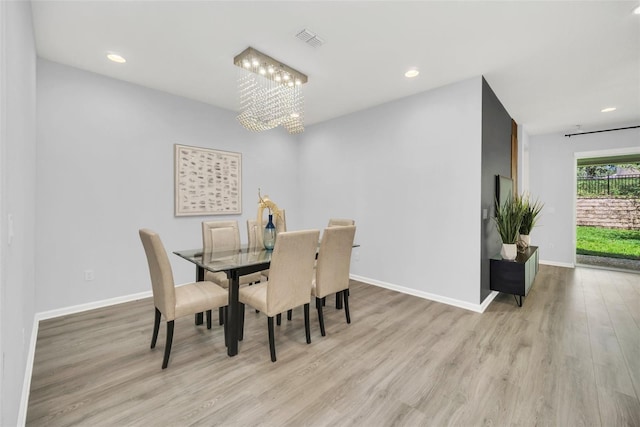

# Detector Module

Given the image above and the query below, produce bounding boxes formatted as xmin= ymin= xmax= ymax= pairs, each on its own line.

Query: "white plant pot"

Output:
xmin=519 ymin=234 xmax=530 ymax=247
xmin=501 ymin=243 xmax=518 ymax=261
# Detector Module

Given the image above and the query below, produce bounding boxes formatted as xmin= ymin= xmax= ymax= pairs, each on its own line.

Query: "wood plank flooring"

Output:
xmin=27 ymin=265 xmax=640 ymax=426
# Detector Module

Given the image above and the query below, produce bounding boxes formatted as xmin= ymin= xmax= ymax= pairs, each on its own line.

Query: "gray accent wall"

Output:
xmin=0 ymin=1 xmax=37 ymax=425
xmin=480 ymin=78 xmax=513 ymax=302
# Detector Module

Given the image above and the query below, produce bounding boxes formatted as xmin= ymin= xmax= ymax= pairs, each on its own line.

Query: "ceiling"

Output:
xmin=30 ymin=1 xmax=640 ymax=136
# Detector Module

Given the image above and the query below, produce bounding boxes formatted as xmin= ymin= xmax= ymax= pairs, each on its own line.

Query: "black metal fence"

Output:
xmin=577 ymin=174 xmax=640 ymax=197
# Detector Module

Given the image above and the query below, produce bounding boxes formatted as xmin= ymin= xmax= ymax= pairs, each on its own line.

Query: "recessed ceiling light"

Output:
xmin=634 ymin=5 xmax=640 ymax=14
xmin=405 ymin=68 xmax=419 ymax=78
xmin=107 ymin=53 xmax=126 ymax=64
xmin=601 ymin=107 xmax=617 ymax=113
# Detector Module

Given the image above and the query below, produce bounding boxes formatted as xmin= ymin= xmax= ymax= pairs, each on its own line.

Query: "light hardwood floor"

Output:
xmin=27 ymin=265 xmax=640 ymax=426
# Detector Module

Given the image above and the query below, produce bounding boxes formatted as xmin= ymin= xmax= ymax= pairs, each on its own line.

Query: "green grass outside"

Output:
xmin=576 ymin=226 xmax=640 ymax=260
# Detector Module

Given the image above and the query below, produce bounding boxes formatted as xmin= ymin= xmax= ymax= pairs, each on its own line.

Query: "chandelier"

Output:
xmin=233 ymin=47 xmax=307 ymax=134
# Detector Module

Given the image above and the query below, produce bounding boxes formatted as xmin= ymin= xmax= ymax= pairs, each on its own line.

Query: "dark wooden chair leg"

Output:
xmin=316 ymin=297 xmax=326 ymax=336
xmin=336 ymin=292 xmax=343 ymax=309
xmin=219 ymin=306 xmax=224 ymax=325
xmin=151 ymin=307 xmax=161 ymax=348
xmin=206 ymin=310 xmax=212 ymax=329
xmin=238 ymin=303 xmax=245 ymax=342
xmin=304 ymin=303 xmax=311 ymax=344
xmin=224 ymin=306 xmax=230 ymax=347
xmin=276 ymin=313 xmax=282 ymax=326
xmin=195 ymin=312 xmax=203 ymax=325
xmin=343 ymin=289 xmax=351 ymax=324
xmin=287 ymin=309 xmax=292 ymax=321
xmin=322 ymin=297 xmax=326 ymax=306
xmin=268 ymin=316 xmax=276 ymax=362
xmin=162 ymin=320 xmax=174 ymax=369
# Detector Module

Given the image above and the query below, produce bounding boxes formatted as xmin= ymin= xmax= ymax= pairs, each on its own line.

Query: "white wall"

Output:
xmin=529 ymin=124 xmax=640 ymax=265
xmin=0 ymin=1 xmax=37 ymax=425
xmin=37 ymin=63 xmax=486 ymax=312
xmin=36 ymin=59 xmax=300 ymax=313
xmin=300 ymin=77 xmax=483 ymax=305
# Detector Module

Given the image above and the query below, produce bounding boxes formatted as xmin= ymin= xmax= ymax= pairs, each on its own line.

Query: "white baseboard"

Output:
xmin=540 ymin=259 xmax=575 ymax=268
xmin=36 ymin=290 xmax=152 ymax=321
xmin=479 ymin=290 xmax=500 ymax=311
xmin=350 ymin=274 xmax=497 ymax=313
xmin=18 ymin=290 xmax=153 ymax=426
xmin=17 ymin=316 xmax=40 ymax=426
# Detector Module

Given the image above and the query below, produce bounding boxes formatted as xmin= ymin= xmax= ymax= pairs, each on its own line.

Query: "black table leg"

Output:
xmin=195 ymin=266 xmax=205 ymax=325
xmin=227 ymin=270 xmax=240 ymax=356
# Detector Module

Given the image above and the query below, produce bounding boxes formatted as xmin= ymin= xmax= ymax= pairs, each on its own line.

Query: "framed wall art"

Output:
xmin=174 ymin=144 xmax=242 ymax=216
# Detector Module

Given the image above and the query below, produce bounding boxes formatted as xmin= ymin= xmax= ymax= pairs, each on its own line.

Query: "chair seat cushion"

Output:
xmin=239 ymin=282 xmax=268 ymax=314
xmin=205 ymin=270 xmax=263 ymax=288
xmin=173 ymin=281 xmax=228 ymax=320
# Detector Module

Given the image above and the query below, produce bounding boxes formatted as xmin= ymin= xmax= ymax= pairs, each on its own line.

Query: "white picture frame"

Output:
xmin=174 ymin=144 xmax=242 ymax=216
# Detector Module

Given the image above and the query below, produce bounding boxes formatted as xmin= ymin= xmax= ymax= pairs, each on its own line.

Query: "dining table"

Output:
xmin=175 ymin=240 xmax=359 ymax=357
xmin=174 ymin=245 xmax=273 ymax=357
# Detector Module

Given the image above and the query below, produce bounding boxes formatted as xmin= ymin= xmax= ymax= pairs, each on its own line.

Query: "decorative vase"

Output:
xmin=501 ymin=243 xmax=517 ymax=261
xmin=519 ymin=234 xmax=530 ymax=248
xmin=263 ymin=214 xmax=276 ymax=250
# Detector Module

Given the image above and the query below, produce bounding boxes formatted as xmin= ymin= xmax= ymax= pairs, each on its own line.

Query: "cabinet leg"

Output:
xmin=513 ymin=294 xmax=522 ymax=307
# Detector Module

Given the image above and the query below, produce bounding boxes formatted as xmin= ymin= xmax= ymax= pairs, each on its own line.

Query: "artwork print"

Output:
xmin=174 ymin=144 xmax=241 ymax=216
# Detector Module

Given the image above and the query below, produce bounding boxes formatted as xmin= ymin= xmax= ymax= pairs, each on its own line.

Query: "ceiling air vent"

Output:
xmin=296 ymin=28 xmax=325 ymax=48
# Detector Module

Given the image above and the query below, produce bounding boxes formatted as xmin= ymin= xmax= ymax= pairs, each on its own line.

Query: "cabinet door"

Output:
xmin=524 ymin=258 xmax=534 ymax=296
xmin=524 ymin=248 xmax=538 ymax=296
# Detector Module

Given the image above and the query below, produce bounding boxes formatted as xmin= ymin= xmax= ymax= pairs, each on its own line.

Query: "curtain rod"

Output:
xmin=564 ymin=125 xmax=640 ymax=138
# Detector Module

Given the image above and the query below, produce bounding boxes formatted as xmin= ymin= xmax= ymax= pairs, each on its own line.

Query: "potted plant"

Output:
xmin=518 ymin=195 xmax=543 ymax=247
xmin=493 ymin=194 xmax=524 ymax=260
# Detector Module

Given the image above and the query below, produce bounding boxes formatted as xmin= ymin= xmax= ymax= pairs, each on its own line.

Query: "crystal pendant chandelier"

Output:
xmin=234 ymin=47 xmax=307 ymax=134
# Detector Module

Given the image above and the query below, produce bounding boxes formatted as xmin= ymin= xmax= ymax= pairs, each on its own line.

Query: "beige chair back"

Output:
xmin=202 ymin=221 xmax=240 ymax=252
xmin=266 ymin=229 xmax=319 ymax=316
xmin=247 ymin=219 xmax=263 ymax=250
xmin=139 ymin=229 xmax=177 ymax=320
xmin=328 ymin=218 xmax=355 ymax=227
xmin=315 ymin=225 xmax=356 ymax=299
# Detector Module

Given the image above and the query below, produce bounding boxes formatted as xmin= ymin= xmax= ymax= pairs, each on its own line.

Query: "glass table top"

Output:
xmin=174 ymin=245 xmax=272 ymax=273
xmin=175 ymin=243 xmax=359 ymax=273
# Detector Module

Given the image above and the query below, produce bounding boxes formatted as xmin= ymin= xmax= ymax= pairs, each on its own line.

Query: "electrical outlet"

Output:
xmin=84 ymin=270 xmax=95 ymax=281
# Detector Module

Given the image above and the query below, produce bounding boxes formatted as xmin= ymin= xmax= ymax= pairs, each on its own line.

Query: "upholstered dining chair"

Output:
xmin=238 ymin=229 xmax=320 ymax=362
xmin=327 ymin=218 xmax=355 ymax=308
xmin=312 ymin=225 xmax=356 ymax=336
xmin=203 ymin=221 xmax=262 ymax=324
xmin=139 ymin=229 xmax=228 ymax=369
xmin=202 ymin=220 xmax=263 ymax=287
xmin=328 ymin=218 xmax=355 ymax=227
xmin=249 ymin=211 xmax=289 ymax=322
xmin=252 ymin=209 xmax=287 ymax=290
